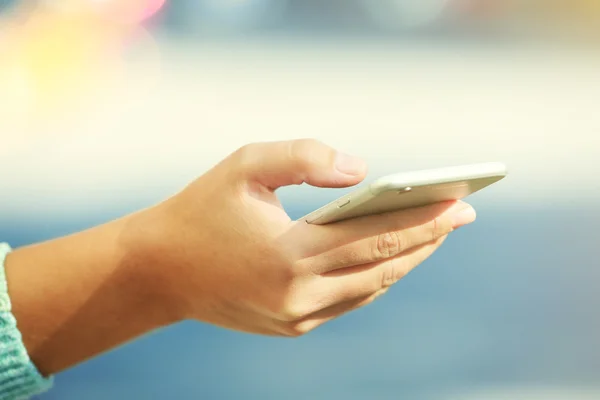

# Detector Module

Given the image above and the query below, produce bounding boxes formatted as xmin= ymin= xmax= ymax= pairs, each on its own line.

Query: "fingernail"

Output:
xmin=335 ymin=153 xmax=367 ymax=176
xmin=451 ymin=204 xmax=477 ymax=229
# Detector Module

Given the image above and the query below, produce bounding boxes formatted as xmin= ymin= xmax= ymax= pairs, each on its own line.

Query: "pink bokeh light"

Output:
xmin=91 ymin=0 xmax=167 ymax=25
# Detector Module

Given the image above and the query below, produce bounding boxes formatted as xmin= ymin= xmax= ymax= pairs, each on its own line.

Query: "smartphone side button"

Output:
xmin=337 ymin=199 xmax=351 ymax=208
xmin=305 ymin=212 xmax=323 ymax=224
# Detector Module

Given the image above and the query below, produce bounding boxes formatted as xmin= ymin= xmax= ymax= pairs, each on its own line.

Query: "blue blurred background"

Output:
xmin=1 ymin=0 xmax=600 ymax=399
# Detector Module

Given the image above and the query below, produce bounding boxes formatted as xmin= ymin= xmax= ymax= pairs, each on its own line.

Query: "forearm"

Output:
xmin=4 ymin=211 xmax=177 ymax=376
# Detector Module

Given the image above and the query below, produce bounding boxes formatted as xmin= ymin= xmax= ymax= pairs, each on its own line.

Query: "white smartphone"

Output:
xmin=301 ymin=162 xmax=508 ymax=225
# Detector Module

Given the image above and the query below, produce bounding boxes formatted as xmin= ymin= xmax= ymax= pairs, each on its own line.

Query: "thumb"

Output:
xmin=235 ymin=139 xmax=368 ymax=190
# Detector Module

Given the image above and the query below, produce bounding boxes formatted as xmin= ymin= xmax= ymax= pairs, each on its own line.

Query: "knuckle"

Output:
xmin=431 ymin=214 xmax=453 ymax=240
xmin=380 ymin=263 xmax=395 ymax=288
xmin=282 ymin=321 xmax=313 ymax=338
xmin=373 ymin=231 xmax=402 ymax=260
xmin=274 ymin=264 xmax=310 ymax=322
xmin=278 ymin=296 xmax=309 ymax=322
xmin=292 ymin=138 xmax=323 ymax=152
xmin=280 ymin=304 xmax=303 ymax=322
xmin=233 ymin=143 xmax=260 ymax=167
xmin=380 ymin=259 xmax=406 ymax=288
xmin=279 ymin=260 xmax=299 ymax=284
xmin=288 ymin=139 xmax=321 ymax=168
xmin=235 ymin=142 xmax=257 ymax=156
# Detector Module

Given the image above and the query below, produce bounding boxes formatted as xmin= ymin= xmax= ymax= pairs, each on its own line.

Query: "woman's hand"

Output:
xmin=137 ymin=139 xmax=476 ymax=337
xmin=5 ymin=139 xmax=475 ymax=375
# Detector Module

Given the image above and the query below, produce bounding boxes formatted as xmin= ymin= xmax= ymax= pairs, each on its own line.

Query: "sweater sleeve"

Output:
xmin=0 ymin=243 xmax=53 ymax=400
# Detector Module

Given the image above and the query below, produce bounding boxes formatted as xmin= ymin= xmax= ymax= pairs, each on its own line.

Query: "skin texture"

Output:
xmin=4 ymin=139 xmax=476 ymax=376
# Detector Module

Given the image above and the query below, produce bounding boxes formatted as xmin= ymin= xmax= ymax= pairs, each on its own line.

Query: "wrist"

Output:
xmin=4 ymin=212 xmax=184 ymax=374
xmin=124 ymin=206 xmax=192 ymax=324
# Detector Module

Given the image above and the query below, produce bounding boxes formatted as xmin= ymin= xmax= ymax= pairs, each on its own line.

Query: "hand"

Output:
xmin=136 ymin=139 xmax=476 ymax=337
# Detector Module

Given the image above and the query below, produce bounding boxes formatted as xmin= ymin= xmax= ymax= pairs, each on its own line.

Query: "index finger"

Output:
xmin=300 ymin=200 xmax=475 ymax=272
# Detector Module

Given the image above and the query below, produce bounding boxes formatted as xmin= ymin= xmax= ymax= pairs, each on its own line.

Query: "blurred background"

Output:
xmin=1 ymin=1 xmax=600 ymax=399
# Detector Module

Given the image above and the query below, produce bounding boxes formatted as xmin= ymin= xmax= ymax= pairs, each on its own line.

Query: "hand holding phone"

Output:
xmin=301 ymin=162 xmax=507 ymax=224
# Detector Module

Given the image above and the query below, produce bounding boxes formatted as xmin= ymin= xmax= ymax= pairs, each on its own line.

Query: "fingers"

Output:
xmin=303 ymin=201 xmax=475 ymax=273
xmin=276 ymin=288 xmax=389 ymax=337
xmin=232 ymin=139 xmax=367 ymax=190
xmin=315 ymin=235 xmax=447 ymax=309
xmin=271 ymin=235 xmax=446 ymax=337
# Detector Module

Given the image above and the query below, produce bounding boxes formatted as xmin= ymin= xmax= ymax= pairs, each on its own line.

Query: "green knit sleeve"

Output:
xmin=0 ymin=243 xmax=53 ymax=400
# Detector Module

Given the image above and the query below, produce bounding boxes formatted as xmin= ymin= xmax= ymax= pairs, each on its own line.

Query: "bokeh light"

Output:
xmin=1 ymin=10 xmax=122 ymax=118
xmin=41 ymin=0 xmax=166 ymax=24
xmin=361 ymin=0 xmax=449 ymax=29
xmin=186 ymin=0 xmax=286 ymax=31
xmin=90 ymin=0 xmax=166 ymax=25
xmin=448 ymin=0 xmax=510 ymax=17
xmin=0 ymin=0 xmax=16 ymax=14
xmin=0 ymin=0 xmax=165 ymax=130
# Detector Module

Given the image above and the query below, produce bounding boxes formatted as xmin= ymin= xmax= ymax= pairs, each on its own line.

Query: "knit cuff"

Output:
xmin=0 ymin=243 xmax=53 ymax=400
